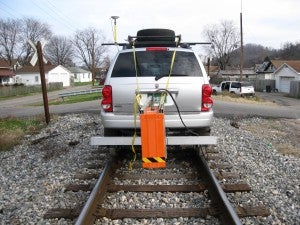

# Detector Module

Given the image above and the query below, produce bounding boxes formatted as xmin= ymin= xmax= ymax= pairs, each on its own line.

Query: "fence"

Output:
xmin=289 ymin=81 xmax=300 ymax=98
xmin=252 ymin=79 xmax=276 ymax=92
xmin=0 ymin=82 xmax=63 ymax=98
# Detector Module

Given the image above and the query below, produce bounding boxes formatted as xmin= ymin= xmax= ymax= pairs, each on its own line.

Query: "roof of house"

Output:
xmin=271 ymin=60 xmax=300 ymax=73
xmin=0 ymin=59 xmax=10 ymax=68
xmin=0 ymin=68 xmax=15 ymax=77
xmin=257 ymin=57 xmax=300 ymax=73
xmin=16 ymin=65 xmax=57 ymax=74
xmin=218 ymin=69 xmax=256 ymax=76
xmin=68 ymin=67 xmax=90 ymax=73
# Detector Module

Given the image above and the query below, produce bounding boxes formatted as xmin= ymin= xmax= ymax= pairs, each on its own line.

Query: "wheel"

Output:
xmin=212 ymin=90 xmax=217 ymax=95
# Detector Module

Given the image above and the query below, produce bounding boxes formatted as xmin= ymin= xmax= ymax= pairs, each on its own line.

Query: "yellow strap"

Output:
xmin=130 ymin=44 xmax=140 ymax=170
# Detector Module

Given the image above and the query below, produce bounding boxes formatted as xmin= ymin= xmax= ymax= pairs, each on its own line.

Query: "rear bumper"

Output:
xmin=101 ymin=110 xmax=213 ymax=129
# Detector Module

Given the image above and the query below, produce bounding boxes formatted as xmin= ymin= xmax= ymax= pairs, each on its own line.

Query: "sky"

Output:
xmin=1 ymin=0 xmax=300 ymax=58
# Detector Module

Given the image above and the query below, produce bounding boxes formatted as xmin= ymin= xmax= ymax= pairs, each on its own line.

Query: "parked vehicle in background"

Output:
xmin=212 ymin=81 xmax=255 ymax=97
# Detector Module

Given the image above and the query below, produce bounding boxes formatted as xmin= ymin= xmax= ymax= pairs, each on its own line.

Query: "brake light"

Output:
xmin=146 ymin=47 xmax=167 ymax=51
xmin=202 ymin=84 xmax=213 ymax=111
xmin=101 ymin=85 xmax=113 ymax=112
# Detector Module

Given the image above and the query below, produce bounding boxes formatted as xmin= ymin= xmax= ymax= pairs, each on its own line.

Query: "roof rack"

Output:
xmin=102 ymin=29 xmax=212 ymax=49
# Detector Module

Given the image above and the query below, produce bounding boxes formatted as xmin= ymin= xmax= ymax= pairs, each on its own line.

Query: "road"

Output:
xmin=0 ymin=88 xmax=299 ymax=119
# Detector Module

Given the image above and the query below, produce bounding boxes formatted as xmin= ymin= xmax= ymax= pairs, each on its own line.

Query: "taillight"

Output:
xmin=202 ymin=84 xmax=213 ymax=111
xmin=146 ymin=47 xmax=167 ymax=51
xmin=101 ymin=85 xmax=113 ymax=112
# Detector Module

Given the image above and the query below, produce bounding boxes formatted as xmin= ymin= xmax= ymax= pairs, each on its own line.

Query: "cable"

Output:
xmin=156 ymin=88 xmax=200 ymax=136
xmin=0 ymin=1 xmax=25 ymax=17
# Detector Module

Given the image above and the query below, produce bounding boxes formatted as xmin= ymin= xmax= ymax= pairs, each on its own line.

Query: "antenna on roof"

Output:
xmin=111 ymin=16 xmax=119 ymax=44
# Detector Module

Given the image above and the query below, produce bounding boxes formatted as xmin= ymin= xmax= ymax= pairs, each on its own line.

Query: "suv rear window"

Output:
xmin=111 ymin=51 xmax=202 ymax=77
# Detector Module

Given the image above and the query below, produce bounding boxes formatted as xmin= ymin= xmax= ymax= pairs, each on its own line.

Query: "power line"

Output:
xmin=29 ymin=0 xmax=76 ymax=33
xmin=0 ymin=1 xmax=25 ymax=18
xmin=42 ymin=0 xmax=78 ymax=31
xmin=43 ymin=0 xmax=75 ymax=28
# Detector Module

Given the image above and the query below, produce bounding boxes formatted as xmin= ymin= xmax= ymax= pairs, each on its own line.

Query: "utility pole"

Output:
xmin=239 ymin=0 xmax=244 ymax=82
xmin=37 ymin=41 xmax=50 ymax=124
xmin=92 ymin=33 xmax=95 ymax=86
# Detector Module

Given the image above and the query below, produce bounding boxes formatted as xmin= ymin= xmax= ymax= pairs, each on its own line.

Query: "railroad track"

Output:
xmin=44 ymin=147 xmax=269 ymax=224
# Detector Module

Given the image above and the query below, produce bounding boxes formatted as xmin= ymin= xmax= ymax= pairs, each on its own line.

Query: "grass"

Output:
xmin=74 ymin=81 xmax=93 ymax=86
xmin=0 ymin=117 xmax=45 ymax=151
xmin=50 ymin=92 xmax=102 ymax=105
xmin=212 ymin=92 xmax=277 ymax=106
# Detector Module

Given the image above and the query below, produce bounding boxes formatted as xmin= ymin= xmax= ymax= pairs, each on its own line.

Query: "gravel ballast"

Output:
xmin=0 ymin=113 xmax=299 ymax=225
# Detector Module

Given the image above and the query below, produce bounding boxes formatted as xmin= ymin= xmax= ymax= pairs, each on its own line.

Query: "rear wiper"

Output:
xmin=155 ymin=74 xmax=188 ymax=81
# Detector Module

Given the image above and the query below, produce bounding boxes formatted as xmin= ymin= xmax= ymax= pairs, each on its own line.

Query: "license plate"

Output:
xmin=147 ymin=93 xmax=167 ymax=104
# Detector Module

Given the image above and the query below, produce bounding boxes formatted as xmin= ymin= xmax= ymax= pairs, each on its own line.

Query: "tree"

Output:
xmin=0 ymin=18 xmax=22 ymax=66
xmin=0 ymin=18 xmax=52 ymax=66
xmin=45 ymin=35 xmax=74 ymax=66
xmin=278 ymin=42 xmax=300 ymax=60
xmin=229 ymin=43 xmax=275 ymax=68
xmin=203 ymin=20 xmax=239 ymax=70
xmin=20 ymin=18 xmax=52 ymax=65
xmin=72 ymin=28 xmax=107 ymax=84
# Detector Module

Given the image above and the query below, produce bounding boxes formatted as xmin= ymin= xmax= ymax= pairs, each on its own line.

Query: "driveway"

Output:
xmin=0 ymin=85 xmax=100 ymax=118
xmin=256 ymin=92 xmax=299 ymax=107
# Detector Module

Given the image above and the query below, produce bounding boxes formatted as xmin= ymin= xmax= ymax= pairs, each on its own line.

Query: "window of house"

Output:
xmin=35 ymin=76 xmax=39 ymax=82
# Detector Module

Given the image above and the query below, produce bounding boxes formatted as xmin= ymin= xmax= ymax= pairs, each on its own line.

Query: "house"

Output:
xmin=68 ymin=67 xmax=92 ymax=82
xmin=16 ymin=64 xmax=72 ymax=87
xmin=255 ymin=57 xmax=276 ymax=79
xmin=0 ymin=59 xmax=15 ymax=85
xmin=256 ymin=57 xmax=300 ymax=93
xmin=273 ymin=62 xmax=300 ymax=93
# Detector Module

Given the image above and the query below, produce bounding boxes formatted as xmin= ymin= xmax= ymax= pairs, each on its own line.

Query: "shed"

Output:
xmin=67 ymin=67 xmax=92 ymax=83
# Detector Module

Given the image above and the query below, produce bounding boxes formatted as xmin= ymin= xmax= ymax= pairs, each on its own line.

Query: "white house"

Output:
xmin=68 ymin=67 xmax=92 ymax=83
xmin=273 ymin=63 xmax=300 ymax=93
xmin=16 ymin=65 xmax=72 ymax=87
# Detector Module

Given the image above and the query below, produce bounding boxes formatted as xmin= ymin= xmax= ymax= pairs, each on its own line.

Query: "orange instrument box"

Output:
xmin=140 ymin=107 xmax=166 ymax=168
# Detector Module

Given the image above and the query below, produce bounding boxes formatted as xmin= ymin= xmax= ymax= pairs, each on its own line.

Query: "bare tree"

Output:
xmin=0 ymin=18 xmax=22 ymax=66
xmin=20 ymin=17 xmax=52 ymax=65
xmin=203 ymin=20 xmax=239 ymax=70
xmin=45 ymin=35 xmax=74 ymax=66
xmin=73 ymin=28 xmax=107 ymax=84
xmin=0 ymin=18 xmax=52 ymax=66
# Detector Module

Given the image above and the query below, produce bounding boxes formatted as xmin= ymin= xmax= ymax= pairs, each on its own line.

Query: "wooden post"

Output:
xmin=37 ymin=41 xmax=50 ymax=124
xmin=240 ymin=12 xmax=244 ymax=81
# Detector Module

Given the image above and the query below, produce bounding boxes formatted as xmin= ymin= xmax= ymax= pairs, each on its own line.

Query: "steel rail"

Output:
xmin=197 ymin=148 xmax=242 ymax=225
xmin=75 ymin=159 xmax=114 ymax=225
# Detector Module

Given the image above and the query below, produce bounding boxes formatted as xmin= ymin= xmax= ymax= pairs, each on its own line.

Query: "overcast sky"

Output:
xmin=1 ymin=0 xmax=299 ymax=55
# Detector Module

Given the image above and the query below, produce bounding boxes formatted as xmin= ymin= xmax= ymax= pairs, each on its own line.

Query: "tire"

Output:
xmin=136 ymin=29 xmax=175 ymax=42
